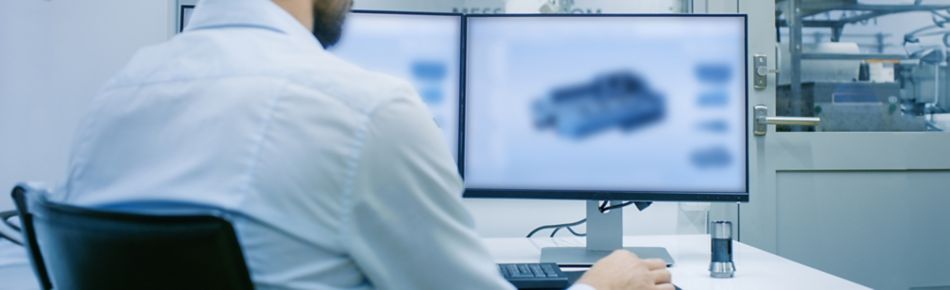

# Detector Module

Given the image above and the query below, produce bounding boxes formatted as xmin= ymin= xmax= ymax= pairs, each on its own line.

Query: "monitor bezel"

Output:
xmin=179 ymin=5 xmax=195 ymax=33
xmin=350 ymin=9 xmax=464 ymax=17
xmin=459 ymin=13 xmax=750 ymax=203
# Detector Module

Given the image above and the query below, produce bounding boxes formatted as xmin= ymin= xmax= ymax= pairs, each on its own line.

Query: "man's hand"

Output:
xmin=576 ymin=250 xmax=673 ymax=290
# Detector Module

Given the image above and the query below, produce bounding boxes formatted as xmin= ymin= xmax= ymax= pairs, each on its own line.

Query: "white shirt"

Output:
xmin=59 ymin=0 xmax=594 ymax=289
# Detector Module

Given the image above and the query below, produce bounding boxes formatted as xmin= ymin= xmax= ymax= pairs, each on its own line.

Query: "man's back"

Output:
xmin=60 ymin=0 xmax=512 ymax=289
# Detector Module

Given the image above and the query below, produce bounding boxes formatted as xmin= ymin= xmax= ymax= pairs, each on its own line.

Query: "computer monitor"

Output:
xmin=330 ymin=11 xmax=463 ymax=160
xmin=462 ymin=14 xmax=748 ymax=265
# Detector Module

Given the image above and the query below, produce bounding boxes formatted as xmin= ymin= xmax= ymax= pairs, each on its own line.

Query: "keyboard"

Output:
xmin=499 ymin=263 xmax=570 ymax=289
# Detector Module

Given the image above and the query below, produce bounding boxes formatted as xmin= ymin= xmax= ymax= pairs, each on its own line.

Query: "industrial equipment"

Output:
xmin=777 ymin=0 xmax=950 ymax=132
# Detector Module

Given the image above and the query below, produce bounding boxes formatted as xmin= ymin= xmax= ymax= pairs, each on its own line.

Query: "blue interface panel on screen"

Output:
xmin=330 ymin=11 xmax=462 ymax=160
xmin=463 ymin=15 xmax=748 ymax=201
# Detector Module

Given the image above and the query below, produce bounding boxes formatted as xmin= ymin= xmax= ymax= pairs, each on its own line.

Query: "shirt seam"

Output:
xmin=240 ymin=80 xmax=289 ymax=211
xmin=337 ymin=95 xmax=410 ymax=250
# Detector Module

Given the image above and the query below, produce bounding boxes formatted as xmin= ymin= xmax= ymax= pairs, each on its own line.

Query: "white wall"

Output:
xmin=0 ymin=0 xmax=701 ymax=238
xmin=0 ymin=0 xmax=172 ymax=210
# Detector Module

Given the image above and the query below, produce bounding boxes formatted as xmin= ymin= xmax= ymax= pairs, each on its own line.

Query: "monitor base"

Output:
xmin=538 ymin=201 xmax=675 ymax=267
xmin=540 ymin=246 xmax=675 ymax=267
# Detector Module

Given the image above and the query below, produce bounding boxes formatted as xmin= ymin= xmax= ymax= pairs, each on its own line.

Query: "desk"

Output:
xmin=483 ymin=235 xmax=870 ymax=290
xmin=0 ymin=235 xmax=870 ymax=290
xmin=0 ymin=240 xmax=36 ymax=290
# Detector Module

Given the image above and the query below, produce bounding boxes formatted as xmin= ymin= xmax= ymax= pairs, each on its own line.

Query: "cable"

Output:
xmin=566 ymin=226 xmax=586 ymax=237
xmin=599 ymin=201 xmax=634 ymax=212
xmin=0 ymin=210 xmax=23 ymax=246
xmin=1 ymin=210 xmax=20 ymax=231
xmin=526 ymin=218 xmax=587 ymax=238
xmin=526 ymin=200 xmax=643 ymax=238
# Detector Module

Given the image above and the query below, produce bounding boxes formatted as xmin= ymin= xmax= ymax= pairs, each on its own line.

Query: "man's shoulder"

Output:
xmin=278 ymin=52 xmax=419 ymax=114
xmin=107 ymin=30 xmax=418 ymax=114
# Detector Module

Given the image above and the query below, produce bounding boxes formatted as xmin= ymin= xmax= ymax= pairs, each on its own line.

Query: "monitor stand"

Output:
xmin=539 ymin=200 xmax=675 ymax=267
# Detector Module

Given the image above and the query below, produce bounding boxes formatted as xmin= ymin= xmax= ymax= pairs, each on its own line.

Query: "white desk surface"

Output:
xmin=483 ymin=235 xmax=870 ymax=290
xmin=0 ymin=240 xmax=36 ymax=290
xmin=0 ymin=235 xmax=870 ymax=290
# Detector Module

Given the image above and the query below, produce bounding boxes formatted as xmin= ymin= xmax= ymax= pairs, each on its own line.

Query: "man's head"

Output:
xmin=273 ymin=0 xmax=354 ymax=48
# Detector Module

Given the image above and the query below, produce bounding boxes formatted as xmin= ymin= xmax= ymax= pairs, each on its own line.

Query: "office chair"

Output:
xmin=11 ymin=185 xmax=255 ymax=290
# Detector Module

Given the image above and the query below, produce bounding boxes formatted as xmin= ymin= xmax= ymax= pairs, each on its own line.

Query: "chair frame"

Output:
xmin=11 ymin=185 xmax=254 ymax=290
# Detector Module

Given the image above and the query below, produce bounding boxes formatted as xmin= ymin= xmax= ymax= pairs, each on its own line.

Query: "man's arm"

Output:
xmin=341 ymin=92 xmax=515 ymax=290
xmin=340 ymin=88 xmax=672 ymax=290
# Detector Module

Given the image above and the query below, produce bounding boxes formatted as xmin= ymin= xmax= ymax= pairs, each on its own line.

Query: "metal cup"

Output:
xmin=710 ymin=221 xmax=736 ymax=278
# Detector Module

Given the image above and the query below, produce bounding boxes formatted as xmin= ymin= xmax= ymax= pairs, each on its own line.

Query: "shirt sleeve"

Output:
xmin=568 ymin=283 xmax=597 ymax=290
xmin=341 ymin=92 xmax=516 ymax=290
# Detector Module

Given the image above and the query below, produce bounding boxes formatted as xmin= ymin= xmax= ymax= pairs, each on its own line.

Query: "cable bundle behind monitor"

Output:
xmin=525 ymin=201 xmax=651 ymax=238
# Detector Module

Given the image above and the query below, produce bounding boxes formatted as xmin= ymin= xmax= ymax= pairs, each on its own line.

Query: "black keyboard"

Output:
xmin=499 ymin=263 xmax=570 ymax=289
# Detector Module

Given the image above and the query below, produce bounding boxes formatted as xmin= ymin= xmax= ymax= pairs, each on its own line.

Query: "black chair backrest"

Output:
xmin=11 ymin=185 xmax=254 ymax=290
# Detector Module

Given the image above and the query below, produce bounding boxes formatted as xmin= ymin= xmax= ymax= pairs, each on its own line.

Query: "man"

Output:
xmin=61 ymin=0 xmax=673 ymax=289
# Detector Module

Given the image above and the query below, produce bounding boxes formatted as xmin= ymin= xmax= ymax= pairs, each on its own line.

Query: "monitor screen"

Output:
xmin=330 ymin=11 xmax=462 ymax=160
xmin=462 ymin=15 xmax=747 ymax=201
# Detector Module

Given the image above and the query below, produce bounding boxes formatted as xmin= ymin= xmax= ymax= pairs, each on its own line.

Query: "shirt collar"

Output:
xmin=184 ymin=0 xmax=323 ymax=48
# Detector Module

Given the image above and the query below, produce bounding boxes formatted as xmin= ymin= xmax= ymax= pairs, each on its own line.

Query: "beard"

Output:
xmin=312 ymin=0 xmax=351 ymax=48
xmin=312 ymin=16 xmax=344 ymax=48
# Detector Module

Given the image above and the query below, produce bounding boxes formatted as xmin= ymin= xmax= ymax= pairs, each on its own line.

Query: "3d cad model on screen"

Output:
xmin=532 ymin=71 xmax=666 ymax=140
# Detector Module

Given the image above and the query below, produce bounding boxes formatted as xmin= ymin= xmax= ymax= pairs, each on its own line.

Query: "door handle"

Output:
xmin=753 ymin=105 xmax=820 ymax=136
